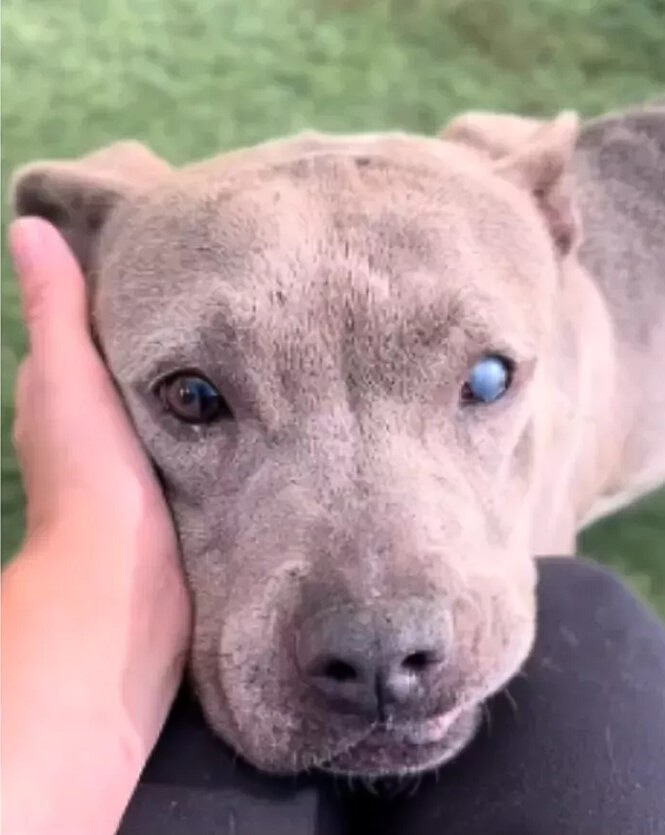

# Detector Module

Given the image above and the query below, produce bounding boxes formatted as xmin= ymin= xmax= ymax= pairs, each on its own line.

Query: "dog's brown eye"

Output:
xmin=156 ymin=373 xmax=231 ymax=424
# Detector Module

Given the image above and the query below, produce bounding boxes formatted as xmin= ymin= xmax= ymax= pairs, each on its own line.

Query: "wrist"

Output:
xmin=3 ymin=703 xmax=146 ymax=835
xmin=2 ymin=561 xmax=149 ymax=834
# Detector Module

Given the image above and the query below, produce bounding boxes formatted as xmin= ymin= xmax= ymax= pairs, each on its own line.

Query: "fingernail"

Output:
xmin=9 ymin=217 xmax=48 ymax=276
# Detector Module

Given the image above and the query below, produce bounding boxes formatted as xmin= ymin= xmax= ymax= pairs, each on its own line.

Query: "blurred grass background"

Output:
xmin=2 ymin=0 xmax=664 ymax=612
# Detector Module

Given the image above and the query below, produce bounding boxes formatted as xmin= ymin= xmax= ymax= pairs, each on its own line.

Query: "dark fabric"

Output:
xmin=118 ymin=686 xmax=345 ymax=835
xmin=119 ymin=557 xmax=665 ymax=835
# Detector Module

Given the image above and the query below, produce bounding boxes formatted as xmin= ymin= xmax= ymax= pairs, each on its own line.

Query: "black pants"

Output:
xmin=119 ymin=558 xmax=665 ymax=835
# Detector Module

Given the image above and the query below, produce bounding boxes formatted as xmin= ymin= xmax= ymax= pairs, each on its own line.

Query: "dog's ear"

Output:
xmin=441 ymin=111 xmax=580 ymax=256
xmin=12 ymin=141 xmax=171 ymax=275
xmin=441 ymin=111 xmax=547 ymax=159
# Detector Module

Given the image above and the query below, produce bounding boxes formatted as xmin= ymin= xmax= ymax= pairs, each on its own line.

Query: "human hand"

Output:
xmin=2 ymin=218 xmax=191 ymax=834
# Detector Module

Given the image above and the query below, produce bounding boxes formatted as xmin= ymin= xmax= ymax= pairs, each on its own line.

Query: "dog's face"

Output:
xmin=13 ymin=114 xmax=579 ymax=776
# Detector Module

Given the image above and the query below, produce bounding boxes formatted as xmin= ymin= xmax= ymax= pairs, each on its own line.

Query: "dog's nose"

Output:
xmin=295 ymin=601 xmax=451 ymax=719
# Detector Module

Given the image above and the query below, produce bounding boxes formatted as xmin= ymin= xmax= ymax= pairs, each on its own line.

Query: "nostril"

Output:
xmin=304 ymin=653 xmax=376 ymax=715
xmin=401 ymin=650 xmax=441 ymax=673
xmin=318 ymin=658 xmax=358 ymax=683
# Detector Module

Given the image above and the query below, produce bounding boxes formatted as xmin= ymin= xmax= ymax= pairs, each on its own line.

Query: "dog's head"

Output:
xmin=13 ymin=112 xmax=580 ymax=776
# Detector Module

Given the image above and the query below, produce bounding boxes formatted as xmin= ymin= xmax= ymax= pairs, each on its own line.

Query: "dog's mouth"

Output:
xmin=318 ymin=705 xmax=480 ymax=777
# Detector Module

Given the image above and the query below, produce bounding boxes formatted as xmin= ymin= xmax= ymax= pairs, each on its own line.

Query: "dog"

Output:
xmin=11 ymin=100 xmax=665 ymax=777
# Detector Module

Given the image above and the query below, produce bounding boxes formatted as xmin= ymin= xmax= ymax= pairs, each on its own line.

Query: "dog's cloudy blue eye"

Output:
xmin=462 ymin=356 xmax=513 ymax=405
xmin=157 ymin=373 xmax=230 ymax=424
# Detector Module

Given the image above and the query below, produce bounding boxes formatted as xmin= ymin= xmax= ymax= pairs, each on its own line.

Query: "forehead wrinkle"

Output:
xmin=104 ymin=284 xmax=247 ymax=382
xmin=327 ymin=255 xmax=536 ymax=364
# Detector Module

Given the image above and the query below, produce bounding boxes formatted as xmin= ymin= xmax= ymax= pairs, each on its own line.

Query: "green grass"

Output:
xmin=2 ymin=0 xmax=664 ymax=613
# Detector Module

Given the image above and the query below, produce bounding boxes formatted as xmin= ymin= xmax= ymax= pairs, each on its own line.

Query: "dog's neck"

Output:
xmin=530 ymin=256 xmax=622 ymax=555
xmin=575 ymin=107 xmax=665 ymax=525
xmin=533 ymin=107 xmax=665 ymax=552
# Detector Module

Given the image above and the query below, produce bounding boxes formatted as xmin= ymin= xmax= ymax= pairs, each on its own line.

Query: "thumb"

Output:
xmin=9 ymin=217 xmax=94 ymax=377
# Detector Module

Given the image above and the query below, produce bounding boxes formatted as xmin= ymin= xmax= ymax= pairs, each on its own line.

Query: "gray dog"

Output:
xmin=12 ymin=100 xmax=665 ymax=777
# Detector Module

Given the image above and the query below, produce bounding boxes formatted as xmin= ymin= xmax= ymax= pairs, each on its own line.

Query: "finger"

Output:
xmin=11 ymin=358 xmax=34 ymax=456
xmin=9 ymin=217 xmax=96 ymax=379
xmin=14 ymin=358 xmax=32 ymax=410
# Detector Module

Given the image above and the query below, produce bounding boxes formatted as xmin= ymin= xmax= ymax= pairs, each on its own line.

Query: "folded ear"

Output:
xmin=12 ymin=141 xmax=171 ymax=275
xmin=441 ymin=110 xmax=581 ymax=256
xmin=441 ymin=111 xmax=548 ymax=159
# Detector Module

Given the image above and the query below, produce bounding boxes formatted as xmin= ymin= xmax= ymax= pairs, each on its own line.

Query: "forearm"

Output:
xmin=2 ymin=547 xmax=148 ymax=835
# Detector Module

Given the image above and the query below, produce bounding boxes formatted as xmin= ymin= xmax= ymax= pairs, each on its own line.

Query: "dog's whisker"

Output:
xmin=361 ymin=776 xmax=380 ymax=796
xmin=501 ymin=687 xmax=519 ymax=716
xmin=406 ymin=773 xmax=424 ymax=798
xmin=481 ymin=701 xmax=493 ymax=737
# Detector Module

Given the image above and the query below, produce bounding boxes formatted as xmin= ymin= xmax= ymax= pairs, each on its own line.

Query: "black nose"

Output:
xmin=295 ymin=601 xmax=451 ymax=720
